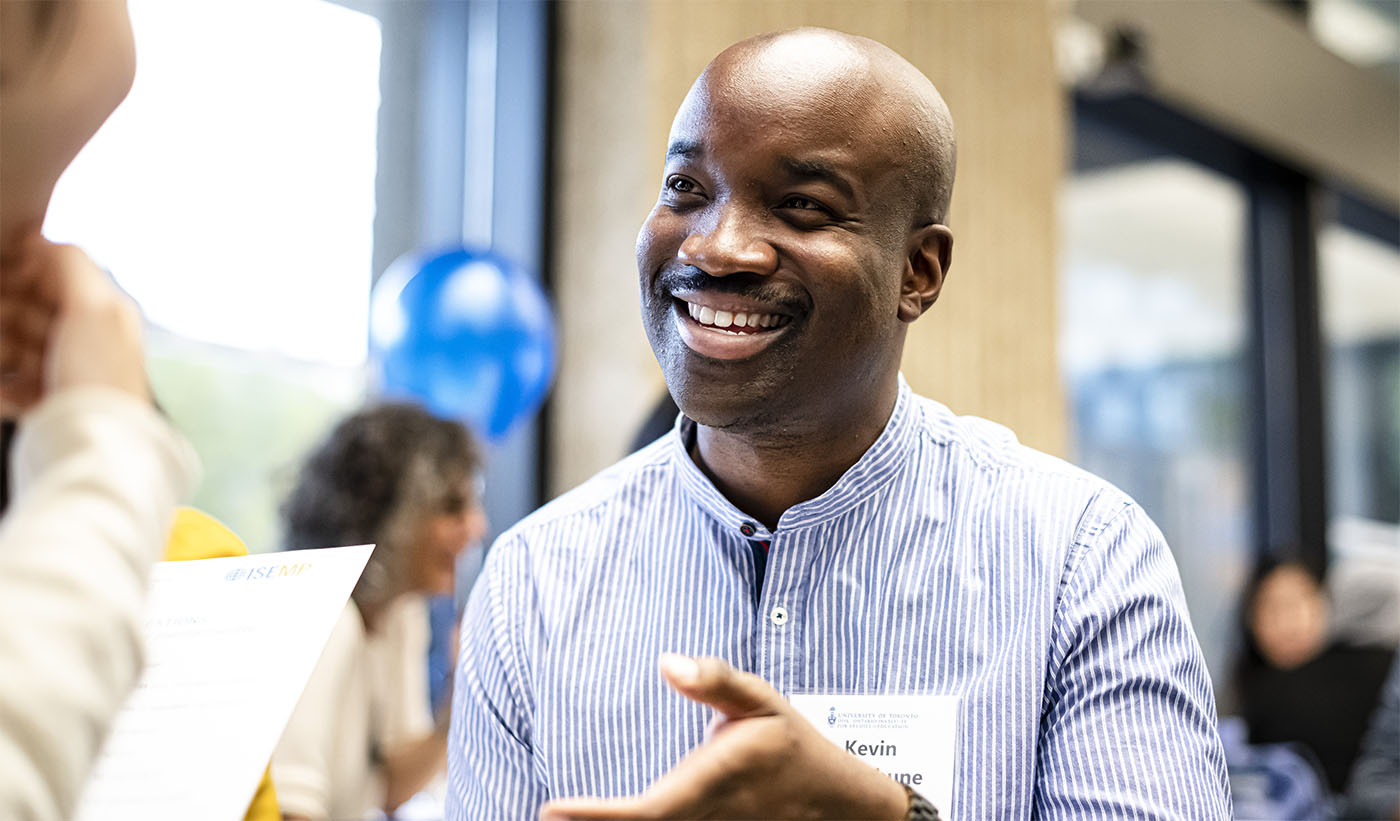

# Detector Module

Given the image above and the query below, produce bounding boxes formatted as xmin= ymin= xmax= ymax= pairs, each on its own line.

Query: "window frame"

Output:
xmin=332 ymin=0 xmax=555 ymax=539
xmin=1074 ymin=91 xmax=1334 ymax=578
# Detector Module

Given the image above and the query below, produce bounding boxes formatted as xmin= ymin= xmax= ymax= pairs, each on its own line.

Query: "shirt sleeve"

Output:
xmin=376 ymin=593 xmax=434 ymax=750
xmin=447 ymin=535 xmax=548 ymax=820
xmin=0 ymin=387 xmax=198 ymax=821
xmin=1034 ymin=498 xmax=1232 ymax=819
xmin=271 ymin=604 xmax=359 ymax=820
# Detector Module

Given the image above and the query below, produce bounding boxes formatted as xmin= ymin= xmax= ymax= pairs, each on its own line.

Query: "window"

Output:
xmin=1062 ymin=157 xmax=1254 ymax=687
xmin=1319 ymin=203 xmax=1400 ymax=532
xmin=1319 ymin=196 xmax=1400 ymax=620
xmin=45 ymin=0 xmax=382 ymax=551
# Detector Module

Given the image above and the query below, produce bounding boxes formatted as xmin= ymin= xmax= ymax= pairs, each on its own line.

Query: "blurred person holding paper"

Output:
xmin=0 ymin=2 xmax=199 ymax=819
xmin=273 ymin=404 xmax=487 ymax=821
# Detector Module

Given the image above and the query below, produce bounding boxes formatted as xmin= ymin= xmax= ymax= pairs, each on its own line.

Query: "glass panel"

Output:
xmin=1319 ymin=213 xmax=1400 ymax=637
xmin=1320 ymin=220 xmax=1400 ymax=529
xmin=45 ymin=0 xmax=381 ymax=367
xmin=1061 ymin=158 xmax=1254 ymax=693
xmin=43 ymin=0 xmax=382 ymax=550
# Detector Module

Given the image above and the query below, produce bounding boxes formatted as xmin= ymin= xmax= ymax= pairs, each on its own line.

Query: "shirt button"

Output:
xmin=770 ymin=606 xmax=789 ymax=626
xmin=740 ymin=522 xmax=756 ymax=537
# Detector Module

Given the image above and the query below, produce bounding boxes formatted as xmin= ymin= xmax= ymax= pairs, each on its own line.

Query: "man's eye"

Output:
xmin=666 ymin=176 xmax=698 ymax=194
xmin=781 ymin=195 xmax=824 ymax=211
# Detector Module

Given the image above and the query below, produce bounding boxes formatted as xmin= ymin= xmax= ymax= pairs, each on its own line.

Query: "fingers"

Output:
xmin=658 ymin=653 xmax=783 ymax=721
xmin=702 ymin=710 xmax=726 ymax=743
xmin=1 ymin=295 xmax=57 ymax=346
xmin=541 ymin=657 xmax=783 ymax=821
xmin=49 ymin=243 xmax=121 ymax=309
xmin=0 ymin=230 xmax=57 ymax=342
xmin=0 ymin=237 xmax=150 ymax=414
xmin=538 ymin=740 xmax=730 ymax=820
xmin=42 ymin=243 xmax=150 ymax=402
xmin=541 ymin=716 xmax=783 ymax=821
xmin=0 ymin=354 xmax=44 ymax=417
xmin=0 ymin=229 xmax=47 ymax=297
xmin=0 ymin=341 xmax=42 ymax=382
xmin=0 ymin=232 xmax=59 ymax=417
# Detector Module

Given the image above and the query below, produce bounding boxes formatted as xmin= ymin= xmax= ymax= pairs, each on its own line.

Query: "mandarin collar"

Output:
xmin=667 ymin=375 xmax=919 ymax=537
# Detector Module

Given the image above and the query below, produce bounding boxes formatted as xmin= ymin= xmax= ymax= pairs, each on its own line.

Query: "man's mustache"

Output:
xmin=655 ymin=266 xmax=807 ymax=311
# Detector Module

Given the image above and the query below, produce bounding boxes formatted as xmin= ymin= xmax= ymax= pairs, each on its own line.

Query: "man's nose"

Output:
xmin=677 ymin=202 xmax=778 ymax=277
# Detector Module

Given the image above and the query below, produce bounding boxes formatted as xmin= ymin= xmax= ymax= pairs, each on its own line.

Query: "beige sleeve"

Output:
xmin=271 ymin=604 xmax=362 ymax=820
xmin=0 ymin=386 xmax=198 ymax=820
xmin=376 ymin=594 xmax=435 ymax=749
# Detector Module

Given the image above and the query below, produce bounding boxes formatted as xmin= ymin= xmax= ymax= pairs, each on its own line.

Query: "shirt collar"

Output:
xmin=666 ymin=375 xmax=919 ymax=536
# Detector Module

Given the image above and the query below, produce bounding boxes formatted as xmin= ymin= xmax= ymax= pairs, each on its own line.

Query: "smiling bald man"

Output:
xmin=448 ymin=29 xmax=1230 ymax=820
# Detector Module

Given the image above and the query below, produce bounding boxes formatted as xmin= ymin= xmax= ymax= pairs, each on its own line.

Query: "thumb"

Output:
xmin=657 ymin=653 xmax=783 ymax=721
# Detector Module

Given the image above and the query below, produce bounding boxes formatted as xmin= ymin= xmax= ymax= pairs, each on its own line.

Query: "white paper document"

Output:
xmin=790 ymin=692 xmax=960 ymax=817
xmin=75 ymin=544 xmax=373 ymax=821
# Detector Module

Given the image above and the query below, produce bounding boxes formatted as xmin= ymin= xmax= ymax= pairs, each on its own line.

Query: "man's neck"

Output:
xmin=689 ymin=382 xmax=899 ymax=531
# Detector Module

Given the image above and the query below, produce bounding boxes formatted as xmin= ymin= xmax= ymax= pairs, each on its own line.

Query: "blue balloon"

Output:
xmin=369 ymin=247 xmax=556 ymax=442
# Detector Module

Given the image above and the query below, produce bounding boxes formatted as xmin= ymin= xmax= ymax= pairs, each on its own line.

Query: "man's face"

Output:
xmin=637 ymin=63 xmax=915 ymax=432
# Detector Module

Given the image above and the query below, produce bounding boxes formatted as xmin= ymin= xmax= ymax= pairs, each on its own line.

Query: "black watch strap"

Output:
xmin=902 ymin=784 xmax=941 ymax=821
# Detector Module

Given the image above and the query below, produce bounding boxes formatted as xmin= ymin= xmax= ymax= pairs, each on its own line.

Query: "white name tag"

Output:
xmin=790 ymin=693 xmax=959 ymax=816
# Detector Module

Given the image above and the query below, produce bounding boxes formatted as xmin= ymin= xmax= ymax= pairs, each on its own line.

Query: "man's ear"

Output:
xmin=898 ymin=224 xmax=953 ymax=323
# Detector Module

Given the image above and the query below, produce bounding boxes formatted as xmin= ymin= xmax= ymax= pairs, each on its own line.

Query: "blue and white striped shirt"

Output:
xmin=449 ymin=378 xmax=1231 ymax=818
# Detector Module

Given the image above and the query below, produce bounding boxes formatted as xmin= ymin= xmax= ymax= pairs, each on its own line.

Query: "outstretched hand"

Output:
xmin=539 ymin=654 xmax=907 ymax=821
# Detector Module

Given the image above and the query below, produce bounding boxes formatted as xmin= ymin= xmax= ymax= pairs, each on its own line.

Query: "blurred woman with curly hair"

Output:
xmin=272 ymin=403 xmax=486 ymax=821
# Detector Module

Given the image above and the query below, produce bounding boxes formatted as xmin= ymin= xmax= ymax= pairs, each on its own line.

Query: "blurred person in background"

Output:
xmin=273 ymin=403 xmax=486 ymax=821
xmin=0 ymin=2 xmax=200 ymax=818
xmin=1236 ymin=559 xmax=1397 ymax=797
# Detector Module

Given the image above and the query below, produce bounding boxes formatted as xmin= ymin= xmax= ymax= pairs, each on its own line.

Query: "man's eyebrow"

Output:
xmin=779 ymin=156 xmax=856 ymax=200
xmin=665 ymin=139 xmax=703 ymax=162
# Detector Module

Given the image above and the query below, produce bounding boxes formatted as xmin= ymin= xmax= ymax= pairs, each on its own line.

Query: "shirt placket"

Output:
xmin=750 ymin=524 xmax=811 ymax=696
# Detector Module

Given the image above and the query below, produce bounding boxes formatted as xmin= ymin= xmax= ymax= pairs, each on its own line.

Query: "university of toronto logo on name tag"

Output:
xmin=789 ymin=693 xmax=960 ymax=816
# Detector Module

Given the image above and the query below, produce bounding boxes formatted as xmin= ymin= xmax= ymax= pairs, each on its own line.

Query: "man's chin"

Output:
xmin=671 ymin=378 xmax=791 ymax=434
xmin=653 ymin=334 xmax=802 ymax=429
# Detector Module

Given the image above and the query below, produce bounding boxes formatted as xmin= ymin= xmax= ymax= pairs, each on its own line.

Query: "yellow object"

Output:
xmin=165 ymin=507 xmax=249 ymax=561
xmin=164 ymin=507 xmax=280 ymax=821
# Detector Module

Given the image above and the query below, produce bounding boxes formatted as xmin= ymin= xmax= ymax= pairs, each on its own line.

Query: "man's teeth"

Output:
xmin=685 ymin=301 xmax=785 ymax=330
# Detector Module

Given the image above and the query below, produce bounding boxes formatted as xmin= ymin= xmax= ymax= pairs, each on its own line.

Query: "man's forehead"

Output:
xmin=665 ymin=71 xmax=889 ymax=181
xmin=717 ymin=28 xmax=873 ymax=89
xmin=684 ymin=41 xmax=876 ymax=124
xmin=666 ymin=131 xmax=860 ymax=191
xmin=664 ymin=32 xmax=915 ymax=161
